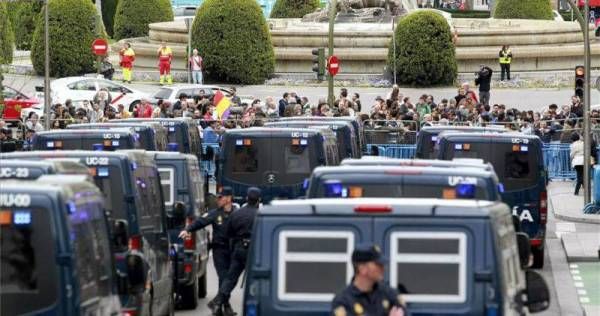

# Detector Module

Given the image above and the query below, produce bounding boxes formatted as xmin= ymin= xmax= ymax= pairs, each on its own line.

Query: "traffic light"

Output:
xmin=575 ymin=65 xmax=585 ymax=99
xmin=311 ymin=48 xmax=325 ymax=81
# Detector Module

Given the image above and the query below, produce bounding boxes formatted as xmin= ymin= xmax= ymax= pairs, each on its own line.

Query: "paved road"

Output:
xmin=4 ymin=74 xmax=600 ymax=114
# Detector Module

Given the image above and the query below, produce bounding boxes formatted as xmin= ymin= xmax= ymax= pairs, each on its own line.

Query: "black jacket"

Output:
xmin=225 ymin=203 xmax=259 ymax=243
xmin=185 ymin=206 xmax=237 ymax=247
xmin=475 ymin=67 xmax=493 ymax=92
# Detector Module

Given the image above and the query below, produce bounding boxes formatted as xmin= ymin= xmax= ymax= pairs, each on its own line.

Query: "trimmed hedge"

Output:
xmin=101 ymin=0 xmax=119 ymax=37
xmin=113 ymin=0 xmax=173 ymax=40
xmin=0 ymin=2 xmax=14 ymax=65
xmin=270 ymin=0 xmax=320 ymax=18
xmin=387 ymin=11 xmax=456 ymax=87
xmin=493 ymin=0 xmax=553 ymax=20
xmin=192 ymin=0 xmax=275 ymax=84
xmin=10 ymin=2 xmax=42 ymax=50
xmin=443 ymin=9 xmax=490 ymax=19
xmin=31 ymin=0 xmax=100 ymax=77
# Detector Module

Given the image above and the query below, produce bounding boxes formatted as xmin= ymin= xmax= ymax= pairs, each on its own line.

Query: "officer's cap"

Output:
xmin=246 ymin=187 xmax=261 ymax=200
xmin=352 ymin=243 xmax=386 ymax=265
xmin=218 ymin=186 xmax=234 ymax=197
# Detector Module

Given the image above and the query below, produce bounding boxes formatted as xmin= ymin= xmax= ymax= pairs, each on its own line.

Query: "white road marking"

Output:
xmin=578 ymin=289 xmax=588 ymax=295
xmin=571 ymin=269 xmax=580 ymax=274
xmin=575 ymin=282 xmax=585 ymax=288
xmin=555 ymin=222 xmax=577 ymax=239
xmin=573 ymin=275 xmax=583 ymax=281
xmin=580 ymin=297 xmax=590 ymax=303
xmin=570 ymin=264 xmax=579 ymax=268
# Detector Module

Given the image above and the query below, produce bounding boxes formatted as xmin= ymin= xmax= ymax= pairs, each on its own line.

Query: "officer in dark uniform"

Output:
xmin=178 ymin=186 xmax=237 ymax=314
xmin=209 ymin=187 xmax=261 ymax=316
xmin=331 ymin=243 xmax=407 ymax=316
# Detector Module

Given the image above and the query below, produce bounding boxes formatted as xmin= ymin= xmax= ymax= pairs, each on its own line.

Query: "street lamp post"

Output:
xmin=185 ymin=17 xmax=193 ymax=84
xmin=327 ymin=0 xmax=336 ymax=106
xmin=43 ymin=0 xmax=51 ymax=130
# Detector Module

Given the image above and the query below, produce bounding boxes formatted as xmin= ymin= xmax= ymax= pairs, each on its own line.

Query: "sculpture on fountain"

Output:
xmin=301 ymin=0 xmax=407 ymax=23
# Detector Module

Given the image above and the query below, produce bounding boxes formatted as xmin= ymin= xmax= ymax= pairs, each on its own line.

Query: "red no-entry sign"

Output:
xmin=92 ymin=38 xmax=109 ymax=56
xmin=327 ymin=55 xmax=340 ymax=76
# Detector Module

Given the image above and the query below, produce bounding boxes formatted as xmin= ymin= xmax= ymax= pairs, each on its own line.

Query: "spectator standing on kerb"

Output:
xmin=188 ymin=48 xmax=203 ymax=84
xmin=499 ymin=45 xmax=512 ymax=81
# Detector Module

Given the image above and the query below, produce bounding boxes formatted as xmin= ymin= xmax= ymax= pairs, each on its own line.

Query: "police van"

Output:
xmin=306 ymin=165 xmax=501 ymax=201
xmin=113 ymin=118 xmax=202 ymax=160
xmin=218 ymin=127 xmax=339 ymax=203
xmin=436 ymin=132 xmax=547 ymax=268
xmin=0 ymin=159 xmax=91 ymax=179
xmin=265 ymin=120 xmax=360 ymax=160
xmin=340 ymin=157 xmax=493 ymax=170
xmin=149 ymin=151 xmax=209 ymax=309
xmin=32 ymin=128 xmax=141 ymax=151
xmin=67 ymin=122 xmax=168 ymax=151
xmin=243 ymin=199 xmax=550 ymax=316
xmin=2 ymin=150 xmax=175 ymax=315
xmin=415 ymin=125 xmax=506 ymax=159
xmin=1 ymin=176 xmax=122 ymax=316
xmin=278 ymin=116 xmax=364 ymax=155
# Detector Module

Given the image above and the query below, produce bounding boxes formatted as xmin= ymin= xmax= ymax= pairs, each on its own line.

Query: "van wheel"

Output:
xmin=197 ymin=273 xmax=207 ymax=298
xmin=129 ymin=100 xmax=140 ymax=112
xmin=178 ymin=279 xmax=198 ymax=310
xmin=531 ymin=247 xmax=544 ymax=269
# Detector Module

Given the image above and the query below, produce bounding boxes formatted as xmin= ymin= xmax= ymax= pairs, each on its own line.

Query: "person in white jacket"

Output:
xmin=570 ymin=133 xmax=585 ymax=195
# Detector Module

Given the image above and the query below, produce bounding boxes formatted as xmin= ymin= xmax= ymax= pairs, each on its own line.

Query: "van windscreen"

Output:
xmin=1 ymin=207 xmax=58 ymax=315
xmin=227 ymin=137 xmax=318 ymax=185
xmin=444 ymin=142 xmax=539 ymax=191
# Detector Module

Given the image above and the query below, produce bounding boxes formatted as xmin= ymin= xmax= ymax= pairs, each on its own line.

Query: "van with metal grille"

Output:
xmin=67 ymin=122 xmax=168 ymax=151
xmin=31 ymin=128 xmax=141 ymax=151
xmin=218 ymin=127 xmax=339 ymax=203
xmin=0 ymin=176 xmax=122 ymax=316
xmin=2 ymin=150 xmax=175 ymax=315
xmin=436 ymin=132 xmax=547 ymax=268
xmin=243 ymin=199 xmax=550 ymax=316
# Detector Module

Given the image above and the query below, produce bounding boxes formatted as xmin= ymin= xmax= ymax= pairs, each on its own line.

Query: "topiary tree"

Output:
xmin=0 ymin=2 xmax=14 ymax=65
xmin=270 ymin=0 xmax=320 ymax=18
xmin=387 ymin=11 xmax=456 ymax=87
xmin=113 ymin=0 xmax=173 ymax=40
xmin=100 ymin=0 xmax=119 ymax=37
xmin=192 ymin=0 xmax=275 ymax=84
xmin=10 ymin=2 xmax=42 ymax=50
xmin=31 ymin=0 xmax=101 ymax=77
xmin=493 ymin=0 xmax=553 ymax=20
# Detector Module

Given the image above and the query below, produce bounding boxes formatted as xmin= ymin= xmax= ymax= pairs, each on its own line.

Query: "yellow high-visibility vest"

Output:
xmin=499 ymin=49 xmax=512 ymax=64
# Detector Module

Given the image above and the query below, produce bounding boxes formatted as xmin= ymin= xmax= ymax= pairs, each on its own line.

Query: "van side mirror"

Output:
xmin=524 ymin=270 xmax=550 ymax=313
xmin=516 ymin=232 xmax=531 ymax=268
xmin=112 ymin=220 xmax=129 ymax=252
xmin=126 ymin=253 xmax=148 ymax=290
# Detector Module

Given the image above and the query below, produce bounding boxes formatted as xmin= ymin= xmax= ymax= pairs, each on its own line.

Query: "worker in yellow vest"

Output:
xmin=499 ymin=45 xmax=512 ymax=81
xmin=157 ymin=41 xmax=173 ymax=85
xmin=119 ymin=43 xmax=135 ymax=84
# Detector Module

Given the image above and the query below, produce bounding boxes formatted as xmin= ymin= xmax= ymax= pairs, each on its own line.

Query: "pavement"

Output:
xmin=547 ymin=181 xmax=600 ymax=316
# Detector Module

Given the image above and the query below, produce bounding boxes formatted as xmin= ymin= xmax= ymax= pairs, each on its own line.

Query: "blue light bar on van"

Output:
xmin=497 ymin=183 xmax=505 ymax=193
xmin=46 ymin=141 xmax=63 ymax=149
xmin=97 ymin=167 xmax=109 ymax=177
xmin=92 ymin=143 xmax=103 ymax=151
xmin=131 ymin=162 xmax=138 ymax=170
xmin=112 ymin=140 xmax=120 ymax=147
xmin=13 ymin=211 xmax=31 ymax=225
xmin=431 ymin=136 xmax=438 ymax=142
xmin=133 ymin=133 xmax=140 ymax=142
xmin=324 ymin=180 xmax=345 ymax=198
xmin=236 ymin=139 xmax=243 ymax=146
xmin=302 ymin=179 xmax=310 ymax=190
xmin=456 ymin=183 xmax=476 ymax=199
xmin=67 ymin=202 xmax=76 ymax=214
xmin=169 ymin=127 xmax=176 ymax=133
xmin=167 ymin=143 xmax=179 ymax=151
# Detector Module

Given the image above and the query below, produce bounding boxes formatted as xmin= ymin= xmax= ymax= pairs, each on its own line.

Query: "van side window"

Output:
xmin=277 ymin=231 xmax=354 ymax=301
xmin=146 ymin=167 xmax=165 ymax=230
xmin=390 ymin=231 xmax=467 ymax=304
xmin=189 ymin=163 xmax=205 ymax=215
xmin=158 ymin=168 xmax=175 ymax=206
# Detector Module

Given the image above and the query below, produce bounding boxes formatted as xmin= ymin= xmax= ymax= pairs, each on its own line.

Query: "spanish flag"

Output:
xmin=213 ymin=90 xmax=232 ymax=120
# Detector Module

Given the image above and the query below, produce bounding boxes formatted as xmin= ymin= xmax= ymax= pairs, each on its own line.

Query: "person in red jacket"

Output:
xmin=157 ymin=41 xmax=173 ymax=85
xmin=135 ymin=99 xmax=153 ymax=118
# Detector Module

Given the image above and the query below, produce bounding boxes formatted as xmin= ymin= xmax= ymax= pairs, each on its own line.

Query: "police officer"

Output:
xmin=331 ymin=243 xmax=407 ymax=316
xmin=499 ymin=45 xmax=512 ymax=81
xmin=178 ymin=186 xmax=237 ymax=314
xmin=209 ymin=187 xmax=261 ymax=316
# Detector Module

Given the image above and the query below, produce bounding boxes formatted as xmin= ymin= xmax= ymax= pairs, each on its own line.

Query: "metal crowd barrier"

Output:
xmin=542 ymin=143 xmax=576 ymax=180
xmin=201 ymin=143 xmax=220 ymax=180
xmin=366 ymin=144 xmax=417 ymax=159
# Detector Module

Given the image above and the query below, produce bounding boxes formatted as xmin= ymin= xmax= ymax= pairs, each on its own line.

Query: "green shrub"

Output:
xmin=559 ymin=10 xmax=575 ymax=21
xmin=101 ymin=0 xmax=119 ymax=37
xmin=270 ymin=0 xmax=320 ymax=18
xmin=113 ymin=0 xmax=173 ymax=40
xmin=192 ymin=0 xmax=275 ymax=84
xmin=493 ymin=0 xmax=553 ymax=20
xmin=387 ymin=11 xmax=456 ymax=87
xmin=10 ymin=2 xmax=42 ymax=50
xmin=443 ymin=9 xmax=490 ymax=19
xmin=31 ymin=0 xmax=100 ymax=77
xmin=0 ymin=2 xmax=14 ymax=65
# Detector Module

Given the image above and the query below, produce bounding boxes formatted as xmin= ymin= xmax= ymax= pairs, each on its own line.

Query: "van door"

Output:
xmin=253 ymin=216 xmax=372 ymax=315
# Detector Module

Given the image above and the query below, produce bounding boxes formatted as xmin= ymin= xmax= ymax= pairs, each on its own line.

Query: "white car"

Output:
xmin=42 ymin=76 xmax=150 ymax=112
xmin=152 ymin=84 xmax=256 ymax=105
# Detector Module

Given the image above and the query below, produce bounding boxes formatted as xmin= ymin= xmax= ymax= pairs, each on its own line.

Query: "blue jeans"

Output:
xmin=192 ymin=70 xmax=203 ymax=84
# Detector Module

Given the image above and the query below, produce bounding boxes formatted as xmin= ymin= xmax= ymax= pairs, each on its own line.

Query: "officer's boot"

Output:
xmin=167 ymin=74 xmax=173 ymax=85
xmin=207 ymin=295 xmax=223 ymax=315
xmin=159 ymin=75 xmax=164 ymax=86
xmin=222 ymin=302 xmax=237 ymax=316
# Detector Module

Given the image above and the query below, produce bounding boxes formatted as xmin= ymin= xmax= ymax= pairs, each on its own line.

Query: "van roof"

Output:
xmin=1 ymin=176 xmax=101 ymax=202
xmin=1 ymin=150 xmax=150 ymax=165
xmin=224 ymin=127 xmax=325 ymax=137
xmin=147 ymin=151 xmax=198 ymax=162
xmin=34 ymin=128 xmax=135 ymax=137
xmin=0 ymin=159 xmax=90 ymax=174
xmin=438 ymin=132 xmax=541 ymax=142
xmin=312 ymin=165 xmax=496 ymax=178
xmin=261 ymin=198 xmax=505 ymax=217
xmin=420 ymin=125 xmax=506 ymax=132
xmin=340 ymin=157 xmax=492 ymax=170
